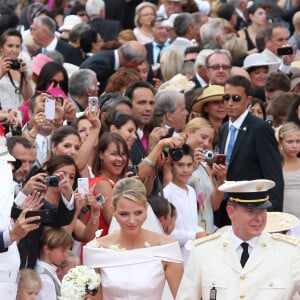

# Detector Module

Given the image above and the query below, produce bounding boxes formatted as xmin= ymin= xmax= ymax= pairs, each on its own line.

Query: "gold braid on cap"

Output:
xmin=229 ymin=195 xmax=269 ymax=203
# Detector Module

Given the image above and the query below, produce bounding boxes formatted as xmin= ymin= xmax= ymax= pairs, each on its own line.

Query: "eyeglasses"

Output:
xmin=223 ymin=94 xmax=242 ymax=102
xmin=77 ymin=12 xmax=87 ymax=17
xmin=95 ymin=39 xmax=103 ymax=43
xmin=207 ymin=65 xmax=231 ymax=71
xmin=51 ymin=79 xmax=64 ymax=87
xmin=113 ymin=111 xmax=128 ymax=122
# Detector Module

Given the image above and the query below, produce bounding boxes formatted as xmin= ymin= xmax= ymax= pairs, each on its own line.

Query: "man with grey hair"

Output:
xmin=205 ymin=49 xmax=232 ymax=85
xmin=86 ymin=0 xmax=121 ymax=42
xmin=200 ymin=18 xmax=226 ymax=49
xmin=68 ymin=69 xmax=99 ymax=112
xmin=154 ymin=91 xmax=188 ymax=135
xmin=80 ymin=40 xmax=147 ymax=94
xmin=31 ymin=15 xmax=83 ymax=66
xmin=190 ymin=49 xmax=213 ymax=88
xmin=163 ymin=12 xmax=197 ymax=59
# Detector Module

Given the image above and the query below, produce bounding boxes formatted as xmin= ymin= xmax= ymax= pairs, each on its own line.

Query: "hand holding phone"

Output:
xmin=45 ymin=98 xmax=56 ymax=120
xmin=78 ymin=177 xmax=89 ymax=197
xmin=214 ymin=154 xmax=226 ymax=165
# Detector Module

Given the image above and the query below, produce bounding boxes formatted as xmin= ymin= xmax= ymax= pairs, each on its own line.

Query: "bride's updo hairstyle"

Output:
xmin=112 ymin=178 xmax=147 ymax=209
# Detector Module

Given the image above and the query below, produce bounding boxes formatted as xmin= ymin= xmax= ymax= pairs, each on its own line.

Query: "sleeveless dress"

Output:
xmin=89 ymin=176 xmax=115 ymax=236
xmin=242 ymin=28 xmax=256 ymax=51
xmin=283 ymin=169 xmax=300 ymax=218
xmin=83 ymin=241 xmax=182 ymax=300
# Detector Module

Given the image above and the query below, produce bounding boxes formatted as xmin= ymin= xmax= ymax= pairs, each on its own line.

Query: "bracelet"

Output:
xmin=91 ymin=214 xmax=100 ymax=225
xmin=143 ymin=157 xmax=155 ymax=168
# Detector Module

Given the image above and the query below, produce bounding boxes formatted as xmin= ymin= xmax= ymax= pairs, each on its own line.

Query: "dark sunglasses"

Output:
xmin=113 ymin=111 xmax=128 ymax=122
xmin=50 ymin=79 xmax=64 ymax=87
xmin=223 ymin=94 xmax=242 ymax=102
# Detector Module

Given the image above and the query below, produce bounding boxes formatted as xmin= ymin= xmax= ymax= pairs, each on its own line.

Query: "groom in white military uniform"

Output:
xmin=176 ymin=179 xmax=300 ymax=300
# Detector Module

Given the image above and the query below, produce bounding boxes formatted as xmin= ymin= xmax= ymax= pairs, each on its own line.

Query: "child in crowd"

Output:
xmin=35 ymin=226 xmax=73 ymax=300
xmin=56 ymin=250 xmax=80 ymax=281
xmin=163 ymin=145 xmax=206 ymax=265
xmin=148 ymin=196 xmax=173 ymax=234
xmin=17 ymin=268 xmax=42 ymax=300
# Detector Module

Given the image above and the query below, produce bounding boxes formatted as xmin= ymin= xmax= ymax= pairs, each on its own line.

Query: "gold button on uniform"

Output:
xmin=240 ymin=293 xmax=245 ymax=299
xmin=240 ymin=274 xmax=246 ymax=280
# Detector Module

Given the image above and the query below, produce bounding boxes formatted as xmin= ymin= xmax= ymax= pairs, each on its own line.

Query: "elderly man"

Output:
xmin=68 ymin=69 xmax=99 ymax=113
xmin=31 ymin=16 xmax=83 ymax=66
xmin=80 ymin=41 xmax=147 ymax=95
xmin=154 ymin=90 xmax=189 ymax=136
xmin=206 ymin=49 xmax=232 ymax=86
xmin=176 ymin=179 xmax=300 ymax=300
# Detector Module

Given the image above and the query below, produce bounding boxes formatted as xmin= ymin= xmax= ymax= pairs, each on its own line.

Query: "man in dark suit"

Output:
xmin=215 ymin=75 xmax=284 ymax=227
xmin=124 ymin=81 xmax=156 ymax=165
xmin=31 ymin=15 xmax=83 ymax=66
xmin=145 ymin=16 xmax=169 ymax=65
xmin=86 ymin=0 xmax=122 ymax=42
xmin=80 ymin=41 xmax=147 ymax=95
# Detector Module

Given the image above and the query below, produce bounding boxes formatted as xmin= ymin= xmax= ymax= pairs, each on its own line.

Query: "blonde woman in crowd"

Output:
xmin=278 ymin=122 xmax=300 ymax=218
xmin=133 ymin=2 xmax=157 ymax=44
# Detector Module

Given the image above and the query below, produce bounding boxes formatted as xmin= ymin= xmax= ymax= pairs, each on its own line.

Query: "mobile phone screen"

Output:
xmin=45 ymin=98 xmax=56 ymax=120
xmin=77 ymin=177 xmax=89 ymax=196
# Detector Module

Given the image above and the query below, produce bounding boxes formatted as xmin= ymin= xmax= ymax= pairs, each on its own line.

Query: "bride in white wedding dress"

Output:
xmin=83 ymin=178 xmax=183 ymax=300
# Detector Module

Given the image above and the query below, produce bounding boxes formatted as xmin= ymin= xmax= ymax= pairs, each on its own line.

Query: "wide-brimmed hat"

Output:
xmin=265 ymin=212 xmax=299 ymax=233
xmin=162 ymin=13 xmax=179 ymax=28
xmin=59 ymin=15 xmax=82 ymax=32
xmin=158 ymin=74 xmax=195 ymax=93
xmin=218 ymin=179 xmax=275 ymax=209
xmin=192 ymin=85 xmax=224 ymax=113
xmin=242 ymin=53 xmax=279 ymax=74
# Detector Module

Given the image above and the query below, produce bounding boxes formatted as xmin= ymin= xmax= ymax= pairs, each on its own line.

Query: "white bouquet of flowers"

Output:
xmin=60 ymin=265 xmax=100 ymax=300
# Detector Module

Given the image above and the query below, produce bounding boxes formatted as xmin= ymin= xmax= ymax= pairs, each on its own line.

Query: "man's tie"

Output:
xmin=226 ymin=125 xmax=237 ymax=164
xmin=141 ymin=134 xmax=147 ymax=151
xmin=156 ymin=44 xmax=164 ymax=63
xmin=240 ymin=242 xmax=249 ymax=268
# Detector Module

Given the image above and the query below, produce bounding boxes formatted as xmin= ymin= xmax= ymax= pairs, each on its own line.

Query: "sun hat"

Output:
xmin=265 ymin=212 xmax=299 ymax=233
xmin=162 ymin=13 xmax=179 ymax=28
xmin=31 ymin=54 xmax=53 ymax=76
xmin=218 ymin=179 xmax=275 ymax=209
xmin=242 ymin=53 xmax=279 ymax=74
xmin=158 ymin=74 xmax=195 ymax=93
xmin=59 ymin=15 xmax=82 ymax=32
xmin=192 ymin=85 xmax=224 ymax=113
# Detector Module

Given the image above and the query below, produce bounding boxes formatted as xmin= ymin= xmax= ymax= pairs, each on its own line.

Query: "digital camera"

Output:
xmin=45 ymin=175 xmax=59 ymax=187
xmin=10 ymin=58 xmax=22 ymax=70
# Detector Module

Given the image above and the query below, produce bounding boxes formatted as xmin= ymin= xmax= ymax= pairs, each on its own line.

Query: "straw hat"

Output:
xmin=242 ymin=53 xmax=279 ymax=74
xmin=192 ymin=85 xmax=224 ymax=113
xmin=158 ymin=74 xmax=195 ymax=93
xmin=265 ymin=212 xmax=299 ymax=233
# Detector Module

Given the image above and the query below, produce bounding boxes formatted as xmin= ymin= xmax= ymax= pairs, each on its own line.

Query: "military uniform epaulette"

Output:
xmin=194 ymin=232 xmax=221 ymax=247
xmin=272 ymin=233 xmax=300 ymax=246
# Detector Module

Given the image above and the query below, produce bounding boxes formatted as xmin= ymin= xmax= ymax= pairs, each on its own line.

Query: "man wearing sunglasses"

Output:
xmin=215 ymin=75 xmax=284 ymax=228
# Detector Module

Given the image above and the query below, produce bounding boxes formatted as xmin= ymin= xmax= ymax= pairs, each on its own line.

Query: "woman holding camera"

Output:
xmin=184 ymin=117 xmax=227 ymax=233
xmin=0 ymin=28 xmax=32 ymax=112
xmin=43 ymin=155 xmax=102 ymax=243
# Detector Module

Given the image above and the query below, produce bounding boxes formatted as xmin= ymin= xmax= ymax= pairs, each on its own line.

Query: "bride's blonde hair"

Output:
xmin=112 ymin=178 xmax=147 ymax=209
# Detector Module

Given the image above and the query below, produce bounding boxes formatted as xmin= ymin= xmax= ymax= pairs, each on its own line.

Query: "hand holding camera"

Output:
xmin=277 ymin=45 xmax=295 ymax=65
xmin=22 ymin=172 xmax=48 ymax=195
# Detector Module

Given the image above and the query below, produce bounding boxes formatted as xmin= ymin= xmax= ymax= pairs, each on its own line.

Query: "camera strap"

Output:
xmin=7 ymin=71 xmax=24 ymax=94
